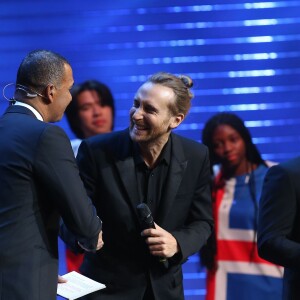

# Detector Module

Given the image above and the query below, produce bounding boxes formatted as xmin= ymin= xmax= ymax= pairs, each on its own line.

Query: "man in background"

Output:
xmin=0 ymin=50 xmax=103 ymax=300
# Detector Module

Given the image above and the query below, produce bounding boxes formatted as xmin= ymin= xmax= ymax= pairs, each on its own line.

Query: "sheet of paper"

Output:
xmin=57 ymin=271 xmax=106 ymax=300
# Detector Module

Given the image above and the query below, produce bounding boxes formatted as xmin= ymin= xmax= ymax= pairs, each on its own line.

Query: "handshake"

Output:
xmin=78 ymin=230 xmax=104 ymax=252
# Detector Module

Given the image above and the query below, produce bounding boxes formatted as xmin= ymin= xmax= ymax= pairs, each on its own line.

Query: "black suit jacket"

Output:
xmin=258 ymin=156 xmax=300 ymax=300
xmin=76 ymin=129 xmax=213 ymax=300
xmin=0 ymin=105 xmax=101 ymax=300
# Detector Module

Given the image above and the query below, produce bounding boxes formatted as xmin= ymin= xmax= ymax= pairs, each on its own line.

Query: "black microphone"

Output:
xmin=136 ymin=203 xmax=155 ymax=231
xmin=136 ymin=203 xmax=168 ymax=267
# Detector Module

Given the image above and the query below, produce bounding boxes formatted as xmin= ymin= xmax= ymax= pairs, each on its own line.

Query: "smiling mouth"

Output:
xmin=133 ymin=123 xmax=148 ymax=131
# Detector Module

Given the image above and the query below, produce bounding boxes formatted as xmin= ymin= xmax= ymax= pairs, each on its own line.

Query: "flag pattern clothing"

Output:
xmin=206 ymin=164 xmax=283 ymax=300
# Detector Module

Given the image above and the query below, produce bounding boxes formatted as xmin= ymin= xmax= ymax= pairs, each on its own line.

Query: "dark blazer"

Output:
xmin=76 ymin=129 xmax=213 ymax=300
xmin=258 ymin=156 xmax=300 ymax=300
xmin=0 ymin=105 xmax=101 ymax=300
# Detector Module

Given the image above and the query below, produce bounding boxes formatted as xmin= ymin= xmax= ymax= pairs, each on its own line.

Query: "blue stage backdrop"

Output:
xmin=1 ymin=1 xmax=300 ymax=299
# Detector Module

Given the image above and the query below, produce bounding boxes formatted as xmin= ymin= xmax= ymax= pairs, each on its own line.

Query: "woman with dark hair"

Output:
xmin=65 ymin=79 xmax=115 ymax=155
xmin=64 ymin=79 xmax=115 ymax=273
xmin=201 ymin=112 xmax=283 ymax=300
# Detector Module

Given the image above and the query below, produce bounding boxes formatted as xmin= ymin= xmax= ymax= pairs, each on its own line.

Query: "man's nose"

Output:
xmin=132 ymin=107 xmax=143 ymax=120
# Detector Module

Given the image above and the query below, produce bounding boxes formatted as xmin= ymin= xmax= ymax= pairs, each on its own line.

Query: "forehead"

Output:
xmin=77 ymin=90 xmax=100 ymax=102
xmin=213 ymin=124 xmax=241 ymax=138
xmin=135 ymin=82 xmax=175 ymax=106
xmin=62 ymin=63 xmax=74 ymax=86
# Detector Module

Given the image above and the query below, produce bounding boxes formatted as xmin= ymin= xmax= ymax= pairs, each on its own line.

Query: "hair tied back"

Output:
xmin=179 ymin=75 xmax=193 ymax=89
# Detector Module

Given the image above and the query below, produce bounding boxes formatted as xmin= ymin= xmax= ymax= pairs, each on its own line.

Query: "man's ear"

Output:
xmin=44 ymin=84 xmax=55 ymax=104
xmin=169 ymin=113 xmax=184 ymax=129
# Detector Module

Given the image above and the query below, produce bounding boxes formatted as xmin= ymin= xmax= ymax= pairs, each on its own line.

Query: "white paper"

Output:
xmin=57 ymin=271 xmax=106 ymax=300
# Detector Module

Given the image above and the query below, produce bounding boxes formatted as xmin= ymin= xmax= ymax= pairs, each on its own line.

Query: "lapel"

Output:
xmin=113 ymin=130 xmax=140 ymax=216
xmin=156 ymin=133 xmax=188 ymax=226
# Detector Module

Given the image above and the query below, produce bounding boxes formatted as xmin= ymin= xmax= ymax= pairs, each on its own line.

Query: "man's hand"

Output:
xmin=142 ymin=223 xmax=180 ymax=258
xmin=58 ymin=275 xmax=67 ymax=283
xmin=96 ymin=230 xmax=104 ymax=250
xmin=78 ymin=230 xmax=104 ymax=252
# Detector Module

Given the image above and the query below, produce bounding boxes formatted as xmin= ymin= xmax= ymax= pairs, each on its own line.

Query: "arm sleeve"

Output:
xmin=34 ymin=125 xmax=101 ymax=250
xmin=172 ymin=147 xmax=214 ymax=263
xmin=75 ymin=139 xmax=100 ymax=201
xmin=258 ymin=164 xmax=300 ymax=268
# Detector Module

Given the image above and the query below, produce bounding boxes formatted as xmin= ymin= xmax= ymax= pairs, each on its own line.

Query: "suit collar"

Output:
xmin=4 ymin=104 xmax=38 ymax=119
xmin=114 ymin=129 xmax=140 ymax=214
xmin=13 ymin=101 xmax=43 ymax=121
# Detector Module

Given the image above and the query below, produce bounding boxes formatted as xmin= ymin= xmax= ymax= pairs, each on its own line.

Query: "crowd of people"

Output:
xmin=0 ymin=49 xmax=298 ymax=300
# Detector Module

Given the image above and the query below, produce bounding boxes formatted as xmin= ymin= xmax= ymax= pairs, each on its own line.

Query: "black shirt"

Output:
xmin=133 ymin=139 xmax=171 ymax=219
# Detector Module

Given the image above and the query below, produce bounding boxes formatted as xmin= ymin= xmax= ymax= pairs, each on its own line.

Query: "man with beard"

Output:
xmin=72 ymin=72 xmax=213 ymax=300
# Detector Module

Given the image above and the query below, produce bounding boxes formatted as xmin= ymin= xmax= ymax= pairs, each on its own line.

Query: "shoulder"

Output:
xmin=40 ymin=123 xmax=69 ymax=140
xmin=264 ymin=160 xmax=277 ymax=168
xmin=172 ymin=133 xmax=208 ymax=157
xmin=33 ymin=124 xmax=74 ymax=162
xmin=270 ymin=156 xmax=300 ymax=177
xmin=85 ymin=129 xmax=129 ymax=148
xmin=14 ymin=119 xmax=66 ymax=142
xmin=172 ymin=133 xmax=206 ymax=148
xmin=34 ymin=124 xmax=72 ymax=154
xmin=80 ymin=129 xmax=131 ymax=159
xmin=262 ymin=157 xmax=300 ymax=190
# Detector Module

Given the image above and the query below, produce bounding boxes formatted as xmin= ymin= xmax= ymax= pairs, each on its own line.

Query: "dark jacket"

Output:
xmin=76 ymin=128 xmax=213 ymax=300
xmin=258 ymin=156 xmax=300 ymax=300
xmin=0 ymin=105 xmax=101 ymax=300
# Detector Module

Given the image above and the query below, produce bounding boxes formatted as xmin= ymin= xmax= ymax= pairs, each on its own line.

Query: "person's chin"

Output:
xmin=52 ymin=115 xmax=63 ymax=123
xmin=223 ymin=159 xmax=238 ymax=169
xmin=225 ymin=156 xmax=238 ymax=165
xmin=130 ymin=129 xmax=147 ymax=142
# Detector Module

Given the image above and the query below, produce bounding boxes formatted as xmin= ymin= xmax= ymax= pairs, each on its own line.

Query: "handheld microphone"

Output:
xmin=136 ymin=203 xmax=168 ymax=266
xmin=136 ymin=203 xmax=155 ymax=230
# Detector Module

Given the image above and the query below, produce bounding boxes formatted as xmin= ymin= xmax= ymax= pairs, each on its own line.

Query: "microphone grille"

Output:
xmin=136 ymin=203 xmax=151 ymax=220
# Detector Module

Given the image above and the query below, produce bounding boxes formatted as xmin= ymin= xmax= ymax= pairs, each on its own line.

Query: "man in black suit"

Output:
xmin=0 ymin=50 xmax=103 ymax=300
xmin=74 ymin=72 xmax=213 ymax=299
xmin=258 ymin=157 xmax=300 ymax=299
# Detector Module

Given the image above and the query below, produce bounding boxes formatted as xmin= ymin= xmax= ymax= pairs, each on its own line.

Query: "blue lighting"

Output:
xmin=2 ymin=3 xmax=299 ymax=300
xmin=101 ymin=2 xmax=300 ymax=16
xmin=184 ymin=289 xmax=206 ymax=296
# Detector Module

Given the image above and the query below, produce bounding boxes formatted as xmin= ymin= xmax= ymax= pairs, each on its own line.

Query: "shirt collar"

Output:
xmin=133 ymin=137 xmax=172 ymax=167
xmin=13 ymin=101 xmax=44 ymax=121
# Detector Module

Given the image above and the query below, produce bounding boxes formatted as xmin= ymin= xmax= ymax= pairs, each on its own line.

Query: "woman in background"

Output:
xmin=64 ymin=79 xmax=115 ymax=271
xmin=201 ymin=112 xmax=282 ymax=300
